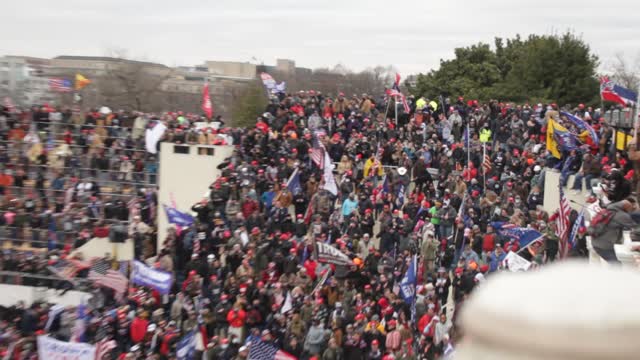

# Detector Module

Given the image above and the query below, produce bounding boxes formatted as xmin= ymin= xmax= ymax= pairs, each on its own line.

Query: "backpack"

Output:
xmin=587 ymin=208 xmax=616 ymax=237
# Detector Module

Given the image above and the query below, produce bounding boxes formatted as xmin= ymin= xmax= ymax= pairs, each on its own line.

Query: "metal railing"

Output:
xmin=3 ymin=164 xmax=155 ymax=187
xmin=0 ymin=139 xmax=150 ymax=154
xmin=5 ymin=185 xmax=141 ymax=199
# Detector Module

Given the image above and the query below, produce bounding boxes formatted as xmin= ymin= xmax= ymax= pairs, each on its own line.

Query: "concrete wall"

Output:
xmin=156 ymin=143 xmax=235 ymax=249
xmin=276 ymin=59 xmax=296 ymax=74
xmin=0 ymin=284 xmax=90 ymax=307
xmin=542 ymin=169 xmax=585 ymax=214
xmin=70 ymin=237 xmax=134 ymax=261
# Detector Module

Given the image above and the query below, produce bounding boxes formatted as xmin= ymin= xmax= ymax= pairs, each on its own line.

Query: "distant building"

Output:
xmin=205 ymin=61 xmax=256 ymax=79
xmin=0 ymin=55 xmax=55 ymax=105
xmin=405 ymin=74 xmax=418 ymax=88
xmin=48 ymin=56 xmax=169 ymax=77
xmin=0 ymin=54 xmax=319 ymax=118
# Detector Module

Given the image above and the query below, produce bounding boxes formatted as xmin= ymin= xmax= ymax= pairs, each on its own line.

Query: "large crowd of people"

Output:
xmin=0 ymin=88 xmax=635 ymax=360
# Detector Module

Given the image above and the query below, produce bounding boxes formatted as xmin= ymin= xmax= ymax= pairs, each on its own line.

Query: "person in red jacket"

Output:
xmin=482 ymin=225 xmax=497 ymax=253
xmin=462 ymin=161 xmax=478 ymax=182
xmin=241 ymin=198 xmax=259 ymax=218
xmin=159 ymin=321 xmax=179 ymax=357
xmin=417 ymin=307 xmax=436 ymax=334
xmin=130 ymin=310 xmax=149 ymax=344
xmin=226 ymin=302 xmax=246 ymax=343
xmin=256 ymin=119 xmax=269 ymax=134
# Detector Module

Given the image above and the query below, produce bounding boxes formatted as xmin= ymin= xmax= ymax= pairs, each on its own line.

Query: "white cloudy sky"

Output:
xmin=2 ymin=0 xmax=638 ymax=74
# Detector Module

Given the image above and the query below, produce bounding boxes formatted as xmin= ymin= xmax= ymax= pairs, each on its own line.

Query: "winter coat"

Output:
xmin=304 ymin=324 xmax=328 ymax=355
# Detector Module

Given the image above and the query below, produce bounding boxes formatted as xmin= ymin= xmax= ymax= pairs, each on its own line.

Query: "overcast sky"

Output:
xmin=2 ymin=0 xmax=639 ymax=75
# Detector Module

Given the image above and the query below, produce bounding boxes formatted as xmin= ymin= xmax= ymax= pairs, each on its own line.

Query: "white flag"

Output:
xmin=322 ymin=150 xmax=338 ymax=195
xmin=281 ymin=291 xmax=293 ymax=314
xmin=145 ymin=121 xmax=167 ymax=154
xmin=503 ymin=251 xmax=531 ymax=272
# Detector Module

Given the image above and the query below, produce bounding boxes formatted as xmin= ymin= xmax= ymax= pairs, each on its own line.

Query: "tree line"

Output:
xmin=409 ymin=32 xmax=604 ymax=106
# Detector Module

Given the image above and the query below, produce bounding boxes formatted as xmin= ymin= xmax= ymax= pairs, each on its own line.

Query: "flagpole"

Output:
xmin=483 ymin=144 xmax=487 ymax=192
xmin=286 ymin=168 xmax=298 ymax=187
xmin=634 ymin=84 xmax=640 ymax=142
xmin=383 ymin=95 xmax=392 ymax=123
xmin=394 ymin=96 xmax=399 ymax=126
xmin=466 ymin=121 xmax=470 ymax=169
xmin=515 ymin=235 xmax=545 ymax=255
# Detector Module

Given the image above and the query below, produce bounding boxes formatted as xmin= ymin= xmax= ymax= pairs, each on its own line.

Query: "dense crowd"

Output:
xmin=0 ymin=89 xmax=634 ymax=360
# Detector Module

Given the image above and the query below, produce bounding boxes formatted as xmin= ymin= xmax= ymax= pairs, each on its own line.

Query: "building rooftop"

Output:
xmin=54 ymin=56 xmax=167 ymax=68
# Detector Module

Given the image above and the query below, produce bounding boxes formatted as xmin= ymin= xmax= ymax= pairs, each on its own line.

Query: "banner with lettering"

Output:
xmin=132 ymin=260 xmax=173 ymax=294
xmin=37 ymin=335 xmax=95 ymax=360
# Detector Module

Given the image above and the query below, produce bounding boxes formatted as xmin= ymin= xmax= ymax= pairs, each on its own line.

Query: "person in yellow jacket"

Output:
xmin=479 ymin=124 xmax=492 ymax=143
xmin=364 ymin=316 xmax=387 ymax=335
xmin=416 ymin=97 xmax=427 ymax=111
xmin=364 ymin=155 xmax=384 ymax=178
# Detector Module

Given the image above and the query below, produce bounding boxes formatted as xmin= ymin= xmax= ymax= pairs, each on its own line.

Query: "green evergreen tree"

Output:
xmin=231 ymin=81 xmax=268 ymax=128
xmin=411 ymin=32 xmax=600 ymax=106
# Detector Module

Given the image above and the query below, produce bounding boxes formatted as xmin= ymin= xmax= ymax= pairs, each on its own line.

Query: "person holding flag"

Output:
xmin=400 ymin=254 xmax=418 ymax=322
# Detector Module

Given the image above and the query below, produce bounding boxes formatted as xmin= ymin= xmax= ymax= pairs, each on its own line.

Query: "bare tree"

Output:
xmin=609 ymin=52 xmax=640 ymax=92
xmin=89 ymin=49 xmax=174 ymax=111
xmin=98 ymin=60 xmax=173 ymax=111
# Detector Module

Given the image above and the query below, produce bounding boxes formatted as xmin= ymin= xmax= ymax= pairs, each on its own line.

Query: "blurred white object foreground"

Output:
xmin=455 ymin=262 xmax=640 ymax=360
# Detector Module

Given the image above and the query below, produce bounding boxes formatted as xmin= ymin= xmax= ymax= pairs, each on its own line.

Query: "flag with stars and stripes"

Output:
xmin=310 ymin=131 xmax=325 ymax=169
xmin=556 ymin=185 xmax=572 ymax=259
xmin=482 ymin=145 xmax=492 ymax=173
xmin=89 ymin=258 xmax=128 ymax=301
xmin=248 ymin=339 xmax=297 ymax=360
xmin=48 ymin=258 xmax=90 ymax=284
xmin=48 ymin=78 xmax=72 ymax=92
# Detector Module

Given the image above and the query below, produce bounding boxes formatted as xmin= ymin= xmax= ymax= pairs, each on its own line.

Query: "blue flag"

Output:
xmin=382 ymin=175 xmax=390 ymax=195
xmin=568 ymin=209 xmax=585 ymax=249
xmin=491 ymin=222 xmax=543 ymax=248
xmin=176 ymin=331 xmax=196 ymax=360
xmin=400 ymin=255 xmax=417 ymax=304
xmin=286 ymin=168 xmax=302 ymax=195
xmin=396 ymin=184 xmax=405 ymax=208
xmin=164 ymin=204 xmax=194 ymax=227
xmin=400 ymin=255 xmax=417 ymax=321
xmin=553 ymin=126 xmax=578 ymax=153
xmin=560 ymin=111 xmax=599 ymax=145
xmin=463 ymin=127 xmax=469 ymax=148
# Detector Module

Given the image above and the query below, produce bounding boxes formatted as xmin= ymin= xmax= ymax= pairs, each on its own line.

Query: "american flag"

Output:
xmin=127 ymin=196 xmax=139 ymax=220
xmin=556 ymin=185 xmax=572 ymax=259
xmin=303 ymin=193 xmax=317 ymax=224
xmin=89 ymin=258 xmax=128 ymax=300
xmin=248 ymin=339 xmax=297 ymax=360
xmin=48 ymin=78 xmax=73 ymax=92
xmin=48 ymin=258 xmax=90 ymax=283
xmin=387 ymin=72 xmax=410 ymax=114
xmin=310 ymin=131 xmax=325 ymax=169
xmin=394 ymin=73 xmax=401 ymax=87
xmin=95 ymin=338 xmax=116 ymax=360
xmin=482 ymin=153 xmax=492 ymax=173
xmin=193 ymin=238 xmax=200 ymax=257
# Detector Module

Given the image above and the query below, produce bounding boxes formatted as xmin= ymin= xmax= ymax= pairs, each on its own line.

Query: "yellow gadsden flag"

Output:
xmin=546 ymin=118 xmax=568 ymax=159
xmin=75 ymin=73 xmax=91 ymax=90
